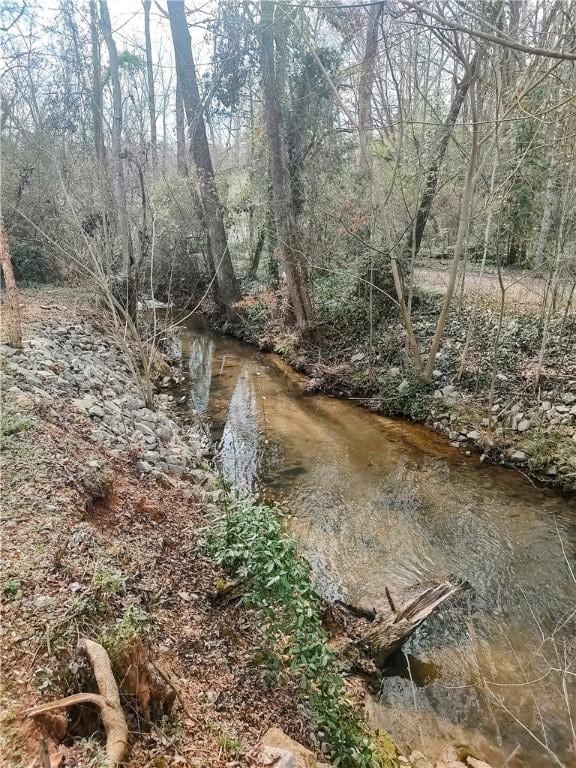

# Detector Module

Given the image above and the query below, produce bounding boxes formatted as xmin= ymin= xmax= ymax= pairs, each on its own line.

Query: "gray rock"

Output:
xmin=143 ymin=451 xmax=160 ymax=463
xmin=136 ymin=460 xmax=152 ymax=474
xmin=466 ymin=430 xmax=479 ymax=441
xmin=125 ymin=396 xmax=146 ymax=410
xmin=34 ymin=595 xmax=54 ymax=609
xmin=155 ymin=425 xmax=172 ymax=442
xmin=0 ymin=344 xmax=19 ymax=357
xmin=562 ymin=392 xmax=576 ymax=405
xmin=166 ymin=454 xmax=186 ymax=466
xmin=134 ymin=408 xmax=157 ymax=423
xmin=398 ymin=379 xmax=409 ymax=393
xmin=134 ymin=421 xmax=156 ymax=436
xmin=89 ymin=405 xmax=104 ymax=418
xmin=389 ymin=366 xmax=401 ymax=377
xmin=517 ymin=419 xmax=531 ymax=432
xmin=72 ymin=397 xmax=95 ymax=411
xmin=541 ymin=400 xmax=552 ymax=411
xmin=510 ymin=450 xmax=527 ymax=462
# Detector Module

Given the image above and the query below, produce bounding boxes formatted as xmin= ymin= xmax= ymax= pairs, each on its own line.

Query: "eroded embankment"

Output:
xmin=0 ymin=292 xmax=323 ymax=767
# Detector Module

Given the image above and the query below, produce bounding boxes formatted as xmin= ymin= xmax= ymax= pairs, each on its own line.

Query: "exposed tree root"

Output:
xmin=24 ymin=639 xmax=128 ymax=766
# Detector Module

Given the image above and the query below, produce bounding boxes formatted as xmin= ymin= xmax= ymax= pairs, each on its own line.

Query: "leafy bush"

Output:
xmin=377 ymin=369 xmax=434 ymax=420
xmin=9 ymin=244 xmax=60 ymax=285
xmin=206 ymin=496 xmax=397 ymax=767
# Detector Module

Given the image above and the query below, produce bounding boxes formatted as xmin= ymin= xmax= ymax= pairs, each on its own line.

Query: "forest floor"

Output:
xmin=228 ymin=265 xmax=576 ymax=491
xmin=0 ymin=290 xmax=319 ymax=768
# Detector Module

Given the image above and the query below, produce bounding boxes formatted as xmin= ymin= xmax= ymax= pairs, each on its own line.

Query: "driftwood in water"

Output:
xmin=328 ymin=579 xmax=467 ymax=676
xmin=360 ymin=579 xmax=466 ymax=666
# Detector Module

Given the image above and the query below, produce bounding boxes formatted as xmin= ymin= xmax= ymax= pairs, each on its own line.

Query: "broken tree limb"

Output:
xmin=333 ymin=579 xmax=468 ymax=678
xmin=359 ymin=579 xmax=467 ymax=666
xmin=24 ymin=639 xmax=128 ymax=767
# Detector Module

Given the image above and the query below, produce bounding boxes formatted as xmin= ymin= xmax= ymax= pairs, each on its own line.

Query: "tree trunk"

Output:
xmin=402 ymin=53 xmax=478 ymax=265
xmin=424 ymin=76 xmax=480 ymax=381
xmin=260 ymin=0 xmax=314 ymax=330
xmin=142 ymin=0 xmax=158 ymax=170
xmin=167 ymin=0 xmax=240 ymax=310
xmin=89 ymin=0 xmax=105 ymax=164
xmin=99 ymin=0 xmax=136 ymax=317
xmin=0 ymin=225 xmax=23 ymax=349
xmin=175 ymin=72 xmax=187 ymax=176
xmin=534 ymin=120 xmax=561 ymax=268
xmin=247 ymin=228 xmax=265 ymax=281
xmin=358 ymin=2 xmax=383 ymax=173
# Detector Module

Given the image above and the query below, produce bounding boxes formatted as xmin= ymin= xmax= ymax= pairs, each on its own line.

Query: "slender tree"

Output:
xmin=99 ymin=0 xmax=136 ymax=316
xmin=142 ymin=0 xmax=158 ymax=169
xmin=89 ymin=0 xmax=105 ymax=164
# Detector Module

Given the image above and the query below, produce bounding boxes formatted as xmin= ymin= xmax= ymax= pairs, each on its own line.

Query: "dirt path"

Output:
xmin=414 ymin=262 xmax=567 ymax=312
xmin=0 ymin=291 xmax=311 ymax=767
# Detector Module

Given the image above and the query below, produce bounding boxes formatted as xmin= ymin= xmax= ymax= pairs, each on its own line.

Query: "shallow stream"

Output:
xmin=179 ymin=322 xmax=575 ymax=767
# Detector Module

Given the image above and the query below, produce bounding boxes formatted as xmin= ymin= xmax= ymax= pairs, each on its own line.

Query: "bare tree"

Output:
xmin=0 ymin=223 xmax=22 ymax=348
xmin=142 ymin=0 xmax=158 ymax=170
xmin=89 ymin=0 xmax=105 ymax=164
xmin=99 ymin=0 xmax=136 ymax=316
xmin=167 ymin=0 xmax=240 ymax=309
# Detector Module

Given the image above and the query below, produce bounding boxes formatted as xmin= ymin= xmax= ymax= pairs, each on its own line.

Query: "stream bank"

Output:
xmin=221 ymin=288 xmax=576 ymax=490
xmin=1 ymin=290 xmax=571 ymax=768
xmin=0 ymin=290 xmax=325 ymax=767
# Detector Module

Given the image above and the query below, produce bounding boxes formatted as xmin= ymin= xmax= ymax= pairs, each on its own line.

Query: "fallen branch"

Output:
xmin=360 ymin=579 xmax=467 ymax=665
xmin=24 ymin=639 xmax=128 ymax=767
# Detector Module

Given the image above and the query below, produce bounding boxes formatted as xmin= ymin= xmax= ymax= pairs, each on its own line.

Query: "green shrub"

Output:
xmin=0 ymin=408 xmax=31 ymax=438
xmin=205 ymin=496 xmax=396 ymax=767
xmin=10 ymin=244 xmax=59 ymax=285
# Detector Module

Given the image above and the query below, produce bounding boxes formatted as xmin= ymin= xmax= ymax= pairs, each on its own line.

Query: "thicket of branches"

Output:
xmin=1 ymin=0 xmax=575 ymax=379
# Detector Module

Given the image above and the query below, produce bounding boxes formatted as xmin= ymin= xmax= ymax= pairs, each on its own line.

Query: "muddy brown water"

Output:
xmin=179 ymin=322 xmax=575 ymax=768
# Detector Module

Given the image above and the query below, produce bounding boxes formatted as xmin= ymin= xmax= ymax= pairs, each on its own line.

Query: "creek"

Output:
xmin=179 ymin=321 xmax=575 ymax=768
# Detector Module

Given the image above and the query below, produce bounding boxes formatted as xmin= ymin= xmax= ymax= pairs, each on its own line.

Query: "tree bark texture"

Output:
xmin=0 ymin=224 xmax=23 ymax=348
xmin=167 ymin=0 xmax=240 ymax=309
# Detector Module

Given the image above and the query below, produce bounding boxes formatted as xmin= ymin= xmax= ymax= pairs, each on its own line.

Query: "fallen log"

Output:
xmin=359 ymin=579 xmax=467 ymax=666
xmin=24 ymin=639 xmax=128 ymax=767
xmin=331 ymin=579 xmax=468 ymax=676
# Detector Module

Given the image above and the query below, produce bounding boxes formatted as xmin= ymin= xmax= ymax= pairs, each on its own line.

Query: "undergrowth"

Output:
xmin=205 ymin=496 xmax=397 ymax=768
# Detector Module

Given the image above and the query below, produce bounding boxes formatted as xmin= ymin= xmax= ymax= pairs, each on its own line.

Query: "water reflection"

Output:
xmin=180 ymin=323 xmax=576 ymax=768
xmin=185 ymin=334 xmax=214 ymax=415
xmin=220 ymin=368 xmax=260 ymax=492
